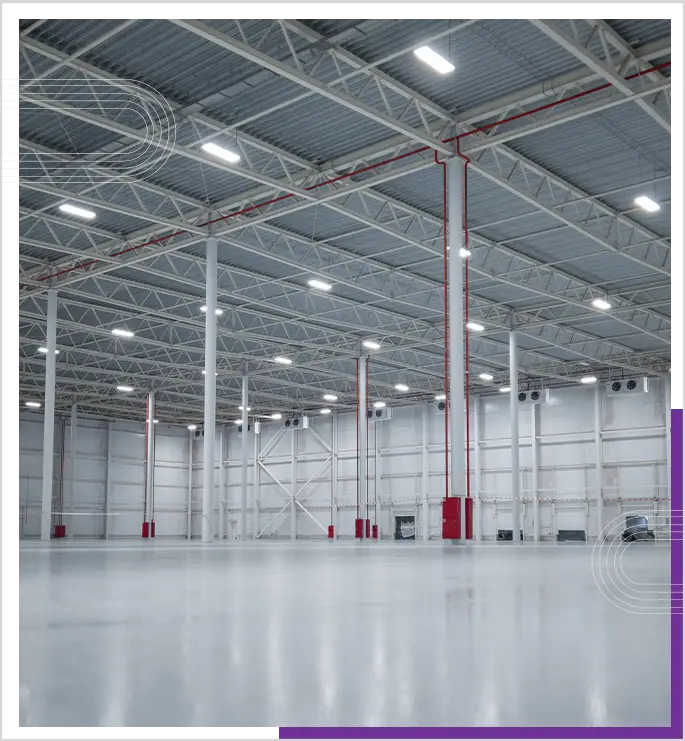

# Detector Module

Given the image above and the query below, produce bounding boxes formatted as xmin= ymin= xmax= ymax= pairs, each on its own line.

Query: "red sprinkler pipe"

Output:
xmin=434 ymin=150 xmax=449 ymax=500
xmin=365 ymin=357 xmax=371 ymax=538
xmin=26 ymin=62 xmax=670 ymax=288
xmin=356 ymin=358 xmax=360 ymax=523
xmin=456 ymin=140 xmax=472 ymax=505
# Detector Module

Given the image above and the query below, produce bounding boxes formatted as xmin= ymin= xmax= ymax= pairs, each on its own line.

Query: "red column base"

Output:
xmin=142 ymin=521 xmax=150 ymax=538
xmin=150 ymin=521 xmax=156 ymax=538
xmin=465 ymin=497 xmax=473 ymax=540
xmin=442 ymin=497 xmax=462 ymax=540
xmin=365 ymin=519 xmax=371 ymax=538
xmin=372 ymin=524 xmax=379 ymax=540
xmin=53 ymin=525 xmax=66 ymax=538
xmin=327 ymin=525 xmax=335 ymax=539
xmin=354 ymin=518 xmax=364 ymax=539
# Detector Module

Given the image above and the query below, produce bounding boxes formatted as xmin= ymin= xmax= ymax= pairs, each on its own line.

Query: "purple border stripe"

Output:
xmin=280 ymin=410 xmax=684 ymax=740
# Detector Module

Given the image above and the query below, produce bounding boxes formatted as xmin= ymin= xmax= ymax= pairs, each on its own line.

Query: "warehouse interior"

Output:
xmin=17 ymin=16 xmax=673 ymax=730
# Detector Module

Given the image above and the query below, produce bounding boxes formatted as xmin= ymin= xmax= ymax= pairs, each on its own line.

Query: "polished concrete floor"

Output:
xmin=20 ymin=540 xmax=670 ymax=727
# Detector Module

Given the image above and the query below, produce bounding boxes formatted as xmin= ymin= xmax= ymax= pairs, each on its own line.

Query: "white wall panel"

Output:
xmin=20 ymin=380 xmax=669 ymax=540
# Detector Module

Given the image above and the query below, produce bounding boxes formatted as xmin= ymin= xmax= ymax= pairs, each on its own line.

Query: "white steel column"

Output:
xmin=202 ymin=236 xmax=218 ymax=543
xmin=218 ymin=425 xmax=226 ymax=540
xmin=422 ymin=403 xmax=430 ymax=540
xmin=253 ymin=426 xmax=260 ymax=539
xmin=665 ymin=378 xmax=671 ymax=501
xmin=375 ymin=421 xmax=381 ymax=535
xmin=40 ymin=288 xmax=57 ymax=541
xmin=532 ymin=404 xmax=540 ymax=542
xmin=67 ymin=402 xmax=77 ymax=539
xmin=187 ymin=432 xmax=193 ymax=539
xmin=447 ymin=157 xmax=466 ymax=541
xmin=104 ymin=421 xmax=112 ymax=539
xmin=594 ymin=385 xmax=604 ymax=541
xmin=332 ymin=411 xmax=338 ymax=538
xmin=474 ymin=396 xmax=482 ymax=541
xmin=509 ymin=329 xmax=520 ymax=542
xmin=145 ymin=390 xmax=155 ymax=530
xmin=358 ymin=356 xmax=368 ymax=525
xmin=290 ymin=428 xmax=297 ymax=540
xmin=241 ymin=371 xmax=249 ymax=539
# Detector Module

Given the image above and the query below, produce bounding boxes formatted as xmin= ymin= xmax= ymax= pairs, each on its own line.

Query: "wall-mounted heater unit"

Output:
xmin=193 ymin=428 xmax=204 ymax=439
xmin=435 ymin=399 xmax=447 ymax=413
xmin=236 ymin=423 xmax=251 ymax=433
xmin=517 ymin=389 xmax=551 ymax=405
xmin=367 ymin=407 xmax=392 ymax=422
xmin=284 ymin=416 xmax=309 ymax=429
xmin=606 ymin=378 xmax=649 ymax=396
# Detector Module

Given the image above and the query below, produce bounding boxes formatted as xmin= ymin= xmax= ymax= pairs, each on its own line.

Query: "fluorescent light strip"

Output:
xmin=320 ymin=408 xmax=332 ymax=415
xmin=58 ymin=203 xmax=96 ymax=220
xmin=116 ymin=385 xmax=134 ymax=393
xmin=307 ymin=279 xmax=332 ymax=292
xmin=362 ymin=340 xmax=381 ymax=350
xmin=395 ymin=384 xmax=409 ymax=392
xmin=580 ymin=376 xmax=598 ymax=384
xmin=112 ymin=328 xmax=134 ymax=338
xmin=238 ymin=406 xmax=251 ymax=412
xmin=323 ymin=394 xmax=338 ymax=402
xmin=373 ymin=401 xmax=386 ymax=409
xmin=413 ymin=46 xmax=455 ymax=74
xmin=435 ymin=394 xmax=446 ymax=401
xmin=591 ymin=298 xmax=612 ymax=311
xmin=38 ymin=347 xmax=59 ymax=354
xmin=270 ymin=413 xmax=282 ymax=420
xmin=634 ymin=195 xmax=660 ymax=212
xmin=466 ymin=322 xmax=484 ymax=332
xmin=479 ymin=373 xmax=494 ymax=381
xmin=273 ymin=356 xmax=292 ymax=365
xmin=200 ymin=305 xmax=224 ymax=316
xmin=187 ymin=425 xmax=197 ymax=431
xmin=201 ymin=142 xmax=241 ymax=164
xmin=499 ymin=387 xmax=511 ymax=393
xmin=25 ymin=401 xmax=41 ymax=408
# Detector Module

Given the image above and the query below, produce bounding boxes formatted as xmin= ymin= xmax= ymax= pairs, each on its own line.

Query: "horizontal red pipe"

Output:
xmin=31 ymin=61 xmax=670 ymax=285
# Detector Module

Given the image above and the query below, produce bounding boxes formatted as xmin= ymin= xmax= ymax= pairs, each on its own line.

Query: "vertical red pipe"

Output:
xmin=457 ymin=141 xmax=473 ymax=537
xmin=434 ymin=151 xmax=449 ymax=500
xmin=365 ymin=357 xmax=370 ymax=534
xmin=356 ymin=358 xmax=360 ymax=523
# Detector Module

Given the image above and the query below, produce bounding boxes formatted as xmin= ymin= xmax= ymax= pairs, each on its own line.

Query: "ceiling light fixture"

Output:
xmin=373 ymin=401 xmax=386 ymax=409
xmin=466 ymin=322 xmax=484 ymax=332
xmin=200 ymin=305 xmax=224 ymax=316
xmin=187 ymin=424 xmax=197 ymax=431
xmin=580 ymin=376 xmax=598 ymax=384
xmin=25 ymin=401 xmax=41 ymax=408
xmin=592 ymin=298 xmax=612 ymax=311
xmin=459 ymin=248 xmax=472 ymax=258
xmin=307 ymin=279 xmax=332 ymax=292
xmin=238 ymin=406 xmax=251 ymax=412
xmin=201 ymin=370 xmax=218 ymax=376
xmin=38 ymin=347 xmax=59 ymax=354
xmin=58 ymin=203 xmax=96 ymax=220
xmin=499 ymin=387 xmax=511 ymax=393
xmin=395 ymin=383 xmax=409 ymax=392
xmin=153 ymin=419 xmax=159 ymax=424
xmin=479 ymin=373 xmax=494 ymax=381
xmin=634 ymin=195 xmax=660 ymax=212
xmin=435 ymin=394 xmax=446 ymax=401
xmin=270 ymin=413 xmax=282 ymax=420
xmin=234 ymin=419 xmax=243 ymax=425
xmin=413 ymin=45 xmax=455 ymax=74
xmin=320 ymin=408 xmax=332 ymax=414
xmin=112 ymin=328 xmax=134 ymax=338
xmin=362 ymin=340 xmax=381 ymax=350
xmin=274 ymin=356 xmax=292 ymax=365
xmin=323 ymin=394 xmax=338 ymax=402
xmin=201 ymin=141 xmax=241 ymax=164
xmin=116 ymin=385 xmax=134 ymax=393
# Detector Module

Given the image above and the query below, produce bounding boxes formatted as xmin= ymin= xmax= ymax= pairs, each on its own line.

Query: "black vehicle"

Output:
xmin=622 ymin=515 xmax=655 ymax=542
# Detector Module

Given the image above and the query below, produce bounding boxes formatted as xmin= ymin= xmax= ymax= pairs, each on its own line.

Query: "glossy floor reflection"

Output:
xmin=20 ymin=541 xmax=670 ymax=727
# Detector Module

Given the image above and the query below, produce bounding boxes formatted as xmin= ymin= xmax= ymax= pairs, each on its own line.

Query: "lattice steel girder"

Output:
xmin=529 ymin=20 xmax=670 ymax=132
xmin=167 ymin=19 xmax=670 ymax=267
xmin=20 ymin=30 xmax=670 ymax=293
xmin=20 ymin=179 xmax=670 ymax=352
